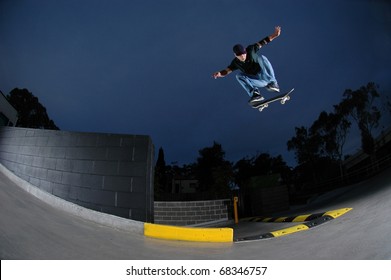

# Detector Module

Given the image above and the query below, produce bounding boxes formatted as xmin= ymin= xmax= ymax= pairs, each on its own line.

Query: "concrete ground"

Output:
xmin=1 ymin=166 xmax=391 ymax=259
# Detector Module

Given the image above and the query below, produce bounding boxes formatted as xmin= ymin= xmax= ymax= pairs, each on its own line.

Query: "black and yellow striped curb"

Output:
xmin=235 ymin=208 xmax=352 ymax=242
xmin=241 ymin=208 xmax=352 ymax=223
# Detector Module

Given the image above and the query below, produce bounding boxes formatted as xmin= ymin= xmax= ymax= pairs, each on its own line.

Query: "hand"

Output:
xmin=212 ymin=72 xmax=222 ymax=79
xmin=274 ymin=26 xmax=281 ymax=37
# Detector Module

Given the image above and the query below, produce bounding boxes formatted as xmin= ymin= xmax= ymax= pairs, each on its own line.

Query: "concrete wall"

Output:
xmin=0 ymin=92 xmax=18 ymax=126
xmin=0 ymin=126 xmax=154 ymax=222
xmin=154 ymin=199 xmax=230 ymax=226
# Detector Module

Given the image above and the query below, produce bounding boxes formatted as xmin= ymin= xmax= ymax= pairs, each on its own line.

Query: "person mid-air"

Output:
xmin=212 ymin=26 xmax=282 ymax=104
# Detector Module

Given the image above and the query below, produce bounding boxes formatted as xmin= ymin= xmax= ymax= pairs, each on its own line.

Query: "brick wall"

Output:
xmin=154 ymin=199 xmax=230 ymax=226
xmin=0 ymin=127 xmax=154 ymax=222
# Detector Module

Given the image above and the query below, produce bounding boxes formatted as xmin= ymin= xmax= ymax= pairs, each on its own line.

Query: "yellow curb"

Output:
xmin=270 ymin=224 xmax=310 ymax=238
xmin=324 ymin=208 xmax=353 ymax=219
xmin=292 ymin=214 xmax=312 ymax=222
xmin=275 ymin=216 xmax=288 ymax=222
xmin=269 ymin=208 xmax=353 ymax=238
xmin=144 ymin=223 xmax=233 ymax=242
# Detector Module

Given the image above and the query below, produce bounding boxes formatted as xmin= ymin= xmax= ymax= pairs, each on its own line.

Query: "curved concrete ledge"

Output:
xmin=144 ymin=223 xmax=233 ymax=242
xmin=0 ymin=163 xmax=144 ymax=234
xmin=1 ymin=161 xmax=353 ymax=244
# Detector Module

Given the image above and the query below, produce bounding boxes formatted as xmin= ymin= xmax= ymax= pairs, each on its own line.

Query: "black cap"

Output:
xmin=233 ymin=44 xmax=246 ymax=56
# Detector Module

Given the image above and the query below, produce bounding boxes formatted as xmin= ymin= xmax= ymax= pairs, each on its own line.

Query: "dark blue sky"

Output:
xmin=1 ymin=0 xmax=390 ymax=166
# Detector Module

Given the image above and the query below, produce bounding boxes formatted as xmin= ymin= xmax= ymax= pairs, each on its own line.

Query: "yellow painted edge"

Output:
xmin=270 ymin=224 xmax=310 ymax=238
xmin=144 ymin=223 xmax=233 ymax=242
xmin=270 ymin=208 xmax=353 ymax=238
xmin=275 ymin=216 xmax=288 ymax=222
xmin=323 ymin=207 xmax=353 ymax=219
xmin=292 ymin=214 xmax=312 ymax=222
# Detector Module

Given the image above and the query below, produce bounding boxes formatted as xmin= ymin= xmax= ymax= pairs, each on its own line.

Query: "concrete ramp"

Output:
xmin=1 ymin=164 xmax=391 ymax=259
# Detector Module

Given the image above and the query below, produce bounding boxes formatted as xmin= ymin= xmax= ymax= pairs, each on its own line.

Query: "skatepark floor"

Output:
xmin=1 ymin=166 xmax=391 ymax=260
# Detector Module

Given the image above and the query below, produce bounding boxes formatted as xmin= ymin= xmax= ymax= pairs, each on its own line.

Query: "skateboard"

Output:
xmin=252 ymin=88 xmax=294 ymax=112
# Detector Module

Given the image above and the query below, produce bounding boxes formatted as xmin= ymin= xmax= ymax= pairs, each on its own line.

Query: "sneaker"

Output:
xmin=248 ymin=89 xmax=265 ymax=104
xmin=266 ymin=82 xmax=280 ymax=92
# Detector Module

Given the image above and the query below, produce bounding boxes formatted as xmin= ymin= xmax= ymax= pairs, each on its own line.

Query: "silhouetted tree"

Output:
xmin=287 ymin=126 xmax=321 ymax=165
xmin=234 ymin=152 xmax=290 ymax=189
xmin=233 ymin=157 xmax=254 ymax=188
xmin=338 ymin=82 xmax=381 ymax=155
xmin=6 ymin=88 xmax=59 ymax=130
xmin=310 ymin=111 xmax=348 ymax=161
xmin=287 ymin=126 xmax=329 ymax=185
xmin=154 ymin=147 xmax=168 ymax=197
xmin=287 ymin=82 xmax=383 ymax=191
xmin=310 ymin=110 xmax=351 ymax=178
xmin=195 ymin=142 xmax=233 ymax=198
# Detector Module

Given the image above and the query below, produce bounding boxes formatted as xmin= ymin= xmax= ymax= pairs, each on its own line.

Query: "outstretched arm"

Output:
xmin=212 ymin=68 xmax=232 ymax=79
xmin=257 ymin=26 xmax=281 ymax=47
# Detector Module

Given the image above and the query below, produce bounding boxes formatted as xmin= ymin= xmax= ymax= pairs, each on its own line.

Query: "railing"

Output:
xmin=290 ymin=152 xmax=391 ymax=204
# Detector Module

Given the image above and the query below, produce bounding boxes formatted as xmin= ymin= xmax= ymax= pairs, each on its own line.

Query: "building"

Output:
xmin=0 ymin=91 xmax=17 ymax=126
xmin=172 ymin=178 xmax=198 ymax=194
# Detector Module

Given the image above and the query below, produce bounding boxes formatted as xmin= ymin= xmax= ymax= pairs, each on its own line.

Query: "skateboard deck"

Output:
xmin=252 ymin=88 xmax=294 ymax=112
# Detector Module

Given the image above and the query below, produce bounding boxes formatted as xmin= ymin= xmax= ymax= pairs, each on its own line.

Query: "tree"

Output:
xmin=195 ymin=142 xmax=233 ymax=198
xmin=338 ymin=82 xmax=381 ymax=155
xmin=310 ymin=110 xmax=351 ymax=178
xmin=6 ymin=88 xmax=59 ymax=129
xmin=234 ymin=152 xmax=290 ymax=189
xmin=386 ymin=96 xmax=391 ymax=116
xmin=287 ymin=126 xmax=321 ymax=165
xmin=233 ymin=157 xmax=254 ymax=188
xmin=287 ymin=125 xmax=333 ymax=185
xmin=154 ymin=147 xmax=168 ymax=196
xmin=315 ymin=111 xmax=349 ymax=153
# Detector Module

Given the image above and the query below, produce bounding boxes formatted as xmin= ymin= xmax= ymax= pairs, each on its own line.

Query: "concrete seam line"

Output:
xmin=144 ymin=223 xmax=233 ymax=242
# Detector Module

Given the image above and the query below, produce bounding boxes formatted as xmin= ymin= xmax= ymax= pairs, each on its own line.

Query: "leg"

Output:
xmin=258 ymin=55 xmax=278 ymax=85
xmin=235 ymin=72 xmax=268 ymax=97
xmin=258 ymin=55 xmax=279 ymax=91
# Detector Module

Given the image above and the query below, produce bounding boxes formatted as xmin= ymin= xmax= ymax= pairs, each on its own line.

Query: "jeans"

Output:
xmin=235 ymin=55 xmax=278 ymax=97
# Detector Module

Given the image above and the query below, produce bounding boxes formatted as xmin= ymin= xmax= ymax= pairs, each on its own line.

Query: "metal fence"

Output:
xmin=290 ymin=151 xmax=391 ymax=204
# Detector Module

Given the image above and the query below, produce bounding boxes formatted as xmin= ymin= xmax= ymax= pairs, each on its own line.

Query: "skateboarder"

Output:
xmin=212 ymin=26 xmax=281 ymax=104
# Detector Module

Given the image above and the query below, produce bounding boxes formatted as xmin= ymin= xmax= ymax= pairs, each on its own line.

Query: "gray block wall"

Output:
xmin=154 ymin=199 xmax=230 ymax=226
xmin=0 ymin=126 xmax=154 ymax=222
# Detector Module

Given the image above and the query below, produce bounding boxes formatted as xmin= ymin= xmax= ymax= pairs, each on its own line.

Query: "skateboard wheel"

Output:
xmin=259 ymin=104 xmax=268 ymax=112
xmin=281 ymin=100 xmax=285 ymax=104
